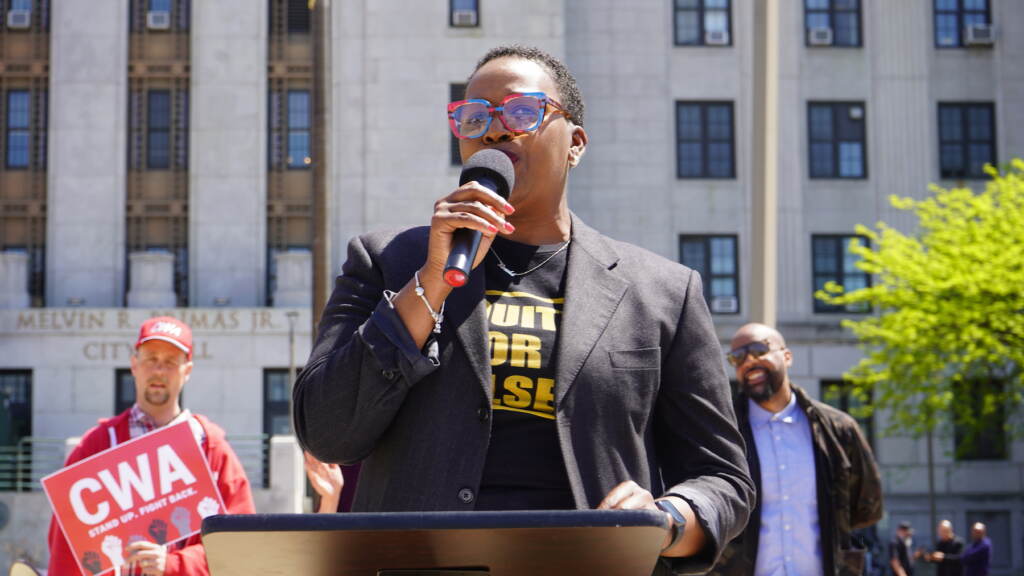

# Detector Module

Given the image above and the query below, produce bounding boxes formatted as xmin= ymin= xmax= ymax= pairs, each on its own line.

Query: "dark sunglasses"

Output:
xmin=726 ymin=340 xmax=782 ymax=367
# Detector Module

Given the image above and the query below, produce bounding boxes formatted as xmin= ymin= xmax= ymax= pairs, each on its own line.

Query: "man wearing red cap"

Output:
xmin=46 ymin=317 xmax=256 ymax=576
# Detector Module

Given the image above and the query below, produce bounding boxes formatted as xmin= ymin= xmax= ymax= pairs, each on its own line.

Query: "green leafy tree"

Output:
xmin=816 ymin=159 xmax=1024 ymax=451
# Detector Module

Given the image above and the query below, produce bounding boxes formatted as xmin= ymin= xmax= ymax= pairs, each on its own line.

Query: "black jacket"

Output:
xmin=293 ymin=215 xmax=754 ymax=574
xmin=710 ymin=385 xmax=883 ymax=576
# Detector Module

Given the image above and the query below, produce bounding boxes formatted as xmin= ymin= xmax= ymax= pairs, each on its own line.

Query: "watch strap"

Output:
xmin=655 ymin=499 xmax=687 ymax=552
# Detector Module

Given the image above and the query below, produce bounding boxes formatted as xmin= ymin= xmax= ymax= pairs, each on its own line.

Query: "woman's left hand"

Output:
xmin=597 ymin=480 xmax=705 ymax=558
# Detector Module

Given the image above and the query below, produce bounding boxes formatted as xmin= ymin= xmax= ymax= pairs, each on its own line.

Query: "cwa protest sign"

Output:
xmin=43 ymin=420 xmax=225 ymax=576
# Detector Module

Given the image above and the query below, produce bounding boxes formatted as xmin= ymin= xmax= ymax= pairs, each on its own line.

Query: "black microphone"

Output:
xmin=443 ymin=149 xmax=515 ymax=287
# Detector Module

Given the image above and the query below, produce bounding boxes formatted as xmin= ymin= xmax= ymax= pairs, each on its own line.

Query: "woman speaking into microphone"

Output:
xmin=293 ymin=45 xmax=752 ymax=574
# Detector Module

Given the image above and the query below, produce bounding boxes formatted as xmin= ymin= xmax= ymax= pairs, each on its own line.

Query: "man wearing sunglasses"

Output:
xmin=711 ymin=323 xmax=882 ymax=576
xmin=294 ymin=45 xmax=753 ymax=575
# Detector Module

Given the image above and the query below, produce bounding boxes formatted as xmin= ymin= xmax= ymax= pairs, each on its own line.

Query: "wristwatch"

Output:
xmin=655 ymin=498 xmax=687 ymax=553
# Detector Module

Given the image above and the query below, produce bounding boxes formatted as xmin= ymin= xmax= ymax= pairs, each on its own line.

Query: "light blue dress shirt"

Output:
xmin=749 ymin=392 xmax=823 ymax=576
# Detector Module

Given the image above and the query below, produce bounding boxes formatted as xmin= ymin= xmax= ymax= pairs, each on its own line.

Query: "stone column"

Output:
xmin=47 ymin=0 xmax=129 ymax=306
xmin=126 ymin=251 xmax=177 ymax=308
xmin=269 ymin=435 xmax=304 ymax=513
xmin=272 ymin=249 xmax=312 ymax=307
xmin=190 ymin=0 xmax=268 ymax=306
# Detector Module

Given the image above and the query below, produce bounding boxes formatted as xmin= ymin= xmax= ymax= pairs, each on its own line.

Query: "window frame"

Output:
xmin=145 ymin=90 xmax=171 ymax=170
xmin=449 ymin=0 xmax=480 ymax=28
xmin=804 ymin=0 xmax=863 ymax=47
xmin=937 ymin=102 xmax=996 ymax=180
xmin=673 ymin=0 xmax=732 ymax=47
xmin=675 ymin=100 xmax=736 ymax=179
xmin=0 ymin=370 xmax=32 ymax=448
xmin=953 ymin=378 xmax=1007 ymax=461
xmin=811 ymin=233 xmax=871 ymax=314
xmin=286 ymin=0 xmax=311 ymax=34
xmin=807 ymin=101 xmax=868 ymax=180
xmin=678 ymin=234 xmax=740 ymax=314
xmin=286 ymin=89 xmax=311 ymax=170
xmin=934 ymin=0 xmax=991 ymax=48
xmin=5 ymin=90 xmax=32 ymax=169
xmin=263 ymin=368 xmax=296 ymax=436
xmin=115 ymin=368 xmax=136 ymax=415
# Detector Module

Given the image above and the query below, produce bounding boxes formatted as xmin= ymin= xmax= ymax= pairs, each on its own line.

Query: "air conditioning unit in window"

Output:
xmin=848 ymin=105 xmax=864 ymax=120
xmin=6 ymin=10 xmax=31 ymax=29
xmin=808 ymin=27 xmax=834 ymax=46
xmin=147 ymin=10 xmax=171 ymax=31
xmin=710 ymin=296 xmax=738 ymax=314
xmin=964 ymin=23 xmax=995 ymax=46
xmin=451 ymin=9 xmax=478 ymax=27
xmin=705 ymin=29 xmax=730 ymax=45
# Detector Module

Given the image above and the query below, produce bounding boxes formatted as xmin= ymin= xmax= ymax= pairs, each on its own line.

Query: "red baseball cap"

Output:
xmin=136 ymin=316 xmax=193 ymax=359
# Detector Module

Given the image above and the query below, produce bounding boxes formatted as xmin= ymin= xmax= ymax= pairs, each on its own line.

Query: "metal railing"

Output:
xmin=225 ymin=434 xmax=272 ymax=489
xmin=0 ymin=437 xmax=66 ymax=492
xmin=0 ymin=434 xmax=273 ymax=491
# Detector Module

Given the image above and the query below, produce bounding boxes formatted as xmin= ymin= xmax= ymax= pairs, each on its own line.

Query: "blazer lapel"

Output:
xmin=447 ymin=263 xmax=492 ymax=402
xmin=555 ymin=215 xmax=630 ymax=405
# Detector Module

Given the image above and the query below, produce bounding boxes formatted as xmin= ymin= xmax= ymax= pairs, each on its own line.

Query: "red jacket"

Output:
xmin=47 ymin=410 xmax=256 ymax=575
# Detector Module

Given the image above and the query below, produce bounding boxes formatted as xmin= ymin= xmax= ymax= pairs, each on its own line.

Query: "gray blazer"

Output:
xmin=294 ymin=214 xmax=753 ymax=574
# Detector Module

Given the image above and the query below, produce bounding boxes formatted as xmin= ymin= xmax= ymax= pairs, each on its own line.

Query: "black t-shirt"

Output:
xmin=890 ymin=536 xmax=915 ymax=576
xmin=933 ymin=537 xmax=964 ymax=576
xmin=474 ymin=235 xmax=575 ymax=511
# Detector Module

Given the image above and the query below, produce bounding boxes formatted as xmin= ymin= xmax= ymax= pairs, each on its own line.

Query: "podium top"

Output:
xmin=203 ymin=510 xmax=670 ymax=576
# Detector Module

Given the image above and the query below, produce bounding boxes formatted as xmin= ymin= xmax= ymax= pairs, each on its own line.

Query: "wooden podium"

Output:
xmin=202 ymin=509 xmax=669 ymax=575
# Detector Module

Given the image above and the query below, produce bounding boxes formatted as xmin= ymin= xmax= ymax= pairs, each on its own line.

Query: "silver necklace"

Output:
xmin=489 ymin=238 xmax=571 ymax=278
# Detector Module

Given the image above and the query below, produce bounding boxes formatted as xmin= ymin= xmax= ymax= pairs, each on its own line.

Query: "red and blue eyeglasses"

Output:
xmin=447 ymin=92 xmax=571 ymax=140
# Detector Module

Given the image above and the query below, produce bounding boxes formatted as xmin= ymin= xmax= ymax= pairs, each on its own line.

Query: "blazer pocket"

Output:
xmin=609 ymin=347 xmax=661 ymax=370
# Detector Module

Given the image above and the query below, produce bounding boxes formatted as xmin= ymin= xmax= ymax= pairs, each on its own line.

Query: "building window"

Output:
xmin=2 ymin=0 xmax=49 ymax=32
xmin=263 ymin=369 xmax=295 ymax=436
xmin=133 ymin=89 xmax=188 ymax=172
xmin=0 ymin=370 xmax=32 ymax=492
xmin=0 ymin=371 xmax=31 ymax=448
xmin=115 ymin=369 xmax=135 ymax=415
xmin=676 ymin=101 xmax=734 ymax=178
xmin=938 ymin=103 xmax=995 ymax=180
xmin=805 ymin=0 xmax=861 ymax=47
xmin=147 ymin=90 xmax=170 ymax=169
xmin=287 ymin=91 xmax=310 ymax=168
xmin=953 ymin=378 xmax=1006 ymax=461
xmin=286 ymin=0 xmax=310 ymax=33
xmin=934 ymin=0 xmax=989 ymax=48
xmin=5 ymin=91 xmax=30 ymax=168
xmin=270 ymin=89 xmax=312 ymax=169
xmin=674 ymin=0 xmax=731 ymax=46
xmin=679 ymin=235 xmax=739 ymax=314
xmin=450 ymin=0 xmax=479 ymax=28
xmin=812 ymin=234 xmax=870 ymax=313
xmin=808 ymin=102 xmax=866 ymax=179
xmin=130 ymin=0 xmax=189 ymax=32
xmin=821 ymin=380 xmax=873 ymax=448
xmin=0 ymin=87 xmax=48 ymax=306
xmin=2 ymin=89 xmax=47 ymax=170
xmin=449 ymin=83 xmax=466 ymax=166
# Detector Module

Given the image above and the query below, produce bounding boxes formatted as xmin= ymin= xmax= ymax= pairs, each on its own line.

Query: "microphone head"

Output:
xmin=459 ymin=149 xmax=515 ymax=200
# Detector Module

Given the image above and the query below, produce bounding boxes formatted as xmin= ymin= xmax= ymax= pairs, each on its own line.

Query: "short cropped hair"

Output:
xmin=470 ymin=45 xmax=585 ymax=129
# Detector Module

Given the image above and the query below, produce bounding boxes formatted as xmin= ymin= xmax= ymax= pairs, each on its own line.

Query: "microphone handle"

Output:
xmin=443 ymin=228 xmax=482 ymax=287
xmin=443 ymin=173 xmax=505 ymax=288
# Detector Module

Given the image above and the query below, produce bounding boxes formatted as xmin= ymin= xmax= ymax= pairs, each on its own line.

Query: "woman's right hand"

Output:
xmin=304 ymin=451 xmax=343 ymax=513
xmin=423 ymin=181 xmax=516 ymax=283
